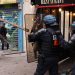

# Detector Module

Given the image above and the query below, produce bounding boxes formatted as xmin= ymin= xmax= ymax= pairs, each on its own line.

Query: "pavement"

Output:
xmin=0 ymin=52 xmax=37 ymax=75
xmin=0 ymin=50 xmax=75 ymax=75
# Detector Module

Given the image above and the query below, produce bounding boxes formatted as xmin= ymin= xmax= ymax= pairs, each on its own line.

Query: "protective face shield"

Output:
xmin=43 ymin=15 xmax=58 ymax=26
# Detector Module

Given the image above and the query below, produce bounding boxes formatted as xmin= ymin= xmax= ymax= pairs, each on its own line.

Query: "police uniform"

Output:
xmin=28 ymin=15 xmax=62 ymax=75
xmin=69 ymin=22 xmax=75 ymax=75
xmin=69 ymin=22 xmax=75 ymax=57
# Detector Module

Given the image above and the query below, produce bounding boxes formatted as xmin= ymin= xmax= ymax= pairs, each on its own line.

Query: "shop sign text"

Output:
xmin=41 ymin=0 xmax=64 ymax=4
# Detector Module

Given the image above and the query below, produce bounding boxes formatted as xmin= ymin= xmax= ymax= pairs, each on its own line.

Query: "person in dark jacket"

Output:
xmin=0 ymin=23 xmax=9 ymax=50
xmin=69 ymin=21 xmax=75 ymax=57
xmin=69 ymin=22 xmax=75 ymax=75
xmin=28 ymin=15 xmax=68 ymax=75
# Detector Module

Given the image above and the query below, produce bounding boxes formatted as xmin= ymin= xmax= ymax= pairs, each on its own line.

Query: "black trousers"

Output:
xmin=1 ymin=37 xmax=9 ymax=50
xmin=2 ymin=43 xmax=9 ymax=50
xmin=34 ymin=56 xmax=58 ymax=75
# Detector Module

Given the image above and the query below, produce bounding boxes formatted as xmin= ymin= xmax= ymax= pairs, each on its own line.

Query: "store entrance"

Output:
xmin=36 ymin=8 xmax=74 ymax=41
xmin=0 ymin=10 xmax=18 ymax=51
xmin=61 ymin=10 xmax=71 ymax=41
xmin=60 ymin=9 xmax=75 ymax=41
xmin=25 ymin=8 xmax=75 ymax=63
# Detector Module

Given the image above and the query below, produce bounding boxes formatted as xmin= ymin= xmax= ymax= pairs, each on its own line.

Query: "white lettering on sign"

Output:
xmin=41 ymin=0 xmax=64 ymax=4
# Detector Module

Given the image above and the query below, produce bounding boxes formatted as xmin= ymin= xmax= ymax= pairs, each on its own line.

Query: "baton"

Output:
xmin=0 ymin=18 xmax=29 ymax=32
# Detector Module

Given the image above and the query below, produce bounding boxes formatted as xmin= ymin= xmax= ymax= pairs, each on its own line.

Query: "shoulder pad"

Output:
xmin=35 ymin=28 xmax=46 ymax=34
xmin=55 ymin=30 xmax=61 ymax=35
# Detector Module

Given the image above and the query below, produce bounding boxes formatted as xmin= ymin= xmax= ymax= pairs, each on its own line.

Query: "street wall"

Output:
xmin=23 ymin=0 xmax=36 ymax=52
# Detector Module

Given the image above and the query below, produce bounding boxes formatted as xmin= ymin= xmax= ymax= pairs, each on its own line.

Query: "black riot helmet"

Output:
xmin=43 ymin=15 xmax=58 ymax=28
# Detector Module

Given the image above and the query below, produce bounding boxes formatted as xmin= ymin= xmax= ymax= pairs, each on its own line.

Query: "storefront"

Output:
xmin=0 ymin=0 xmax=23 ymax=52
xmin=25 ymin=0 xmax=75 ymax=62
xmin=31 ymin=0 xmax=75 ymax=41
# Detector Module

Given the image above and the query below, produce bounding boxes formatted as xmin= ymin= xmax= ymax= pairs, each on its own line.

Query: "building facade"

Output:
xmin=32 ymin=0 xmax=75 ymax=41
xmin=0 ymin=0 xmax=23 ymax=52
xmin=24 ymin=0 xmax=75 ymax=62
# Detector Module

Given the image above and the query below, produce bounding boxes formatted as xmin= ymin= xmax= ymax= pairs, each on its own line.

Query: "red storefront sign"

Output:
xmin=35 ymin=4 xmax=75 ymax=8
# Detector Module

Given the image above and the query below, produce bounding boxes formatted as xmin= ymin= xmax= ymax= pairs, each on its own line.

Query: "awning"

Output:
xmin=35 ymin=4 xmax=75 ymax=8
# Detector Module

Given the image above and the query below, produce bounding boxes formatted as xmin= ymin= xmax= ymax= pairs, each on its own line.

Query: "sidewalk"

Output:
xmin=0 ymin=53 xmax=37 ymax=75
xmin=0 ymin=51 xmax=75 ymax=75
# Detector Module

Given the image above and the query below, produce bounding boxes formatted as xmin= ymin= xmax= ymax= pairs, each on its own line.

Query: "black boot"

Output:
xmin=7 ymin=43 xmax=9 ymax=50
xmin=2 ymin=43 xmax=4 ymax=50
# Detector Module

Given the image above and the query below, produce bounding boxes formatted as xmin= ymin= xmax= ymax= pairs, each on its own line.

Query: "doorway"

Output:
xmin=60 ymin=10 xmax=73 ymax=41
xmin=0 ymin=10 xmax=18 ymax=51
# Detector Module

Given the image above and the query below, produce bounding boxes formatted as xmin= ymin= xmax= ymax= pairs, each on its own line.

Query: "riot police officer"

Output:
xmin=69 ymin=22 xmax=75 ymax=75
xmin=28 ymin=15 xmax=65 ymax=75
xmin=69 ymin=21 xmax=75 ymax=57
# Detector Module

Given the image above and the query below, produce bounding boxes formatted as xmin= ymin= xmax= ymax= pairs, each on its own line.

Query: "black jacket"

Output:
xmin=69 ymin=34 xmax=75 ymax=57
xmin=28 ymin=28 xmax=64 ymax=57
xmin=0 ymin=27 xmax=7 ymax=37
